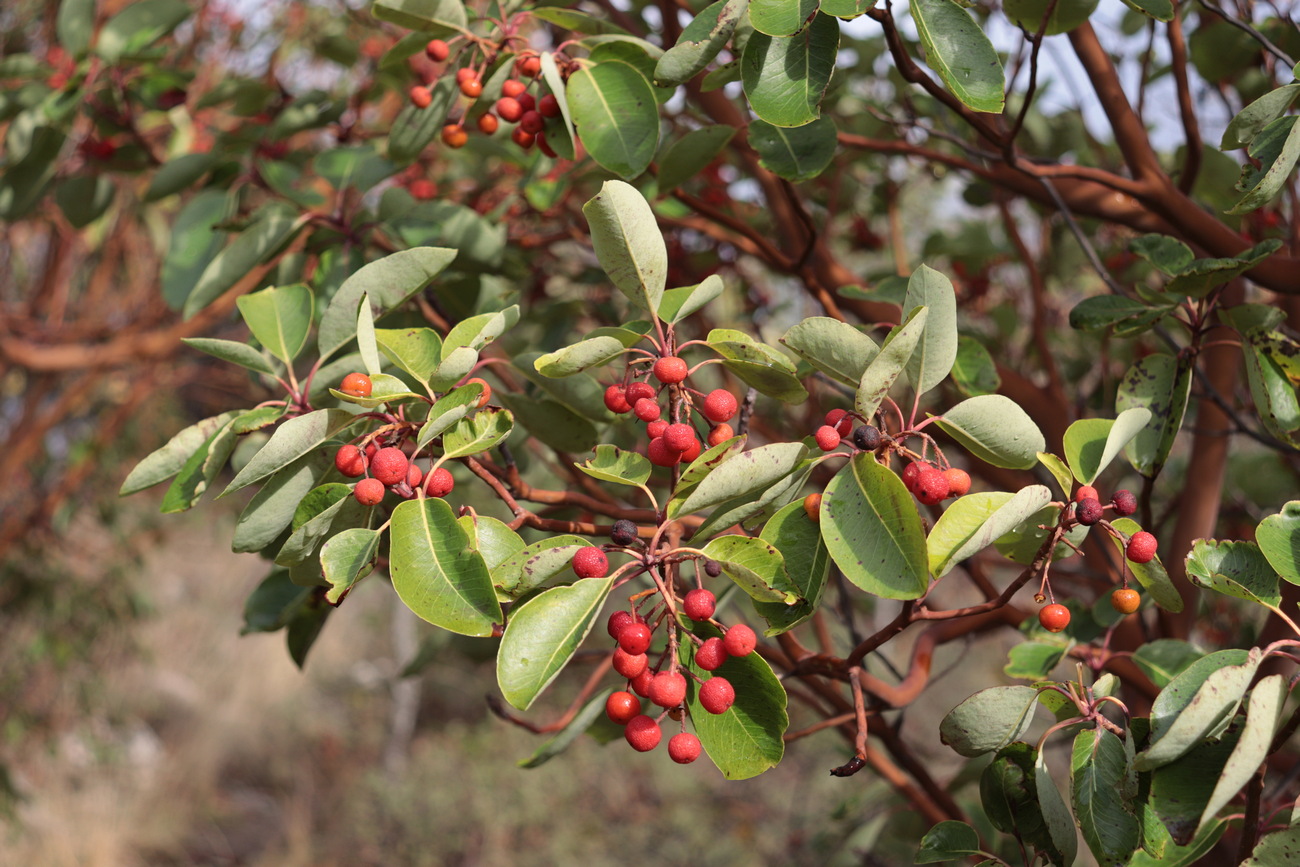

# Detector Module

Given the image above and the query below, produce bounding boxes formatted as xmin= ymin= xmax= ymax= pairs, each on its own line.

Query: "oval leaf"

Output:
xmin=567 ymin=61 xmax=660 ymax=179
xmin=701 ymin=534 xmax=800 ymax=604
xmin=933 ymin=394 xmax=1045 ymax=470
xmin=741 ymin=13 xmax=839 ymax=127
xmin=939 ymin=685 xmax=1039 ymax=757
xmin=747 ymin=116 xmax=838 ymax=181
xmin=822 ymin=454 xmax=929 ymax=599
xmin=575 ymin=444 xmax=652 ymax=487
xmin=910 ymin=0 xmax=1005 ymax=113
xmin=497 ymin=577 xmax=613 ymax=710
xmin=441 ymin=407 xmax=514 ymax=459
xmin=582 ymin=180 xmax=668 ymax=315
xmin=928 ymin=486 xmax=1052 ymax=577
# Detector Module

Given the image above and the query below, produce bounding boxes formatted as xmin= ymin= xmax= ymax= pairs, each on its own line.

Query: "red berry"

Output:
xmin=501 ymin=79 xmax=526 ymax=98
xmin=519 ymin=110 xmax=544 ymax=135
xmin=603 ymin=384 xmax=631 ymax=413
xmin=335 ymin=444 xmax=367 ymax=477
xmin=605 ymin=690 xmax=642 ymax=725
xmin=1112 ymin=490 xmax=1137 ymax=516
xmin=942 ymin=468 xmax=971 ymax=497
xmin=463 ymin=377 xmax=492 ymax=408
xmin=612 ymin=647 xmax=648 ymax=679
xmin=663 ymin=423 xmax=696 ymax=453
xmin=723 ymin=624 xmax=757 ymax=658
xmin=679 ymin=437 xmax=702 ymax=464
xmin=425 ymin=39 xmax=449 ymax=61
xmin=668 ymin=732 xmax=702 ymax=764
xmin=683 ymin=588 xmax=716 ymax=622
xmin=536 ymin=133 xmax=557 ymax=159
xmin=1111 ymin=588 xmax=1140 ymax=614
xmin=647 ymin=437 xmax=683 ymax=467
xmin=803 ymin=493 xmax=822 ymax=522
xmin=695 ymin=637 xmax=726 ymax=671
xmin=496 ymin=96 xmax=523 ymax=122
xmin=1076 ymin=497 xmax=1103 ymax=526
xmin=1075 ymin=485 xmax=1099 ymax=503
xmin=618 ymin=622 xmax=652 ymax=655
xmin=1039 ymin=603 xmax=1071 ymax=633
xmin=408 ymin=179 xmax=437 ymax=200
xmin=409 ymin=85 xmax=433 ymax=108
xmin=573 ymin=546 xmax=610 ymax=579
xmin=510 ymin=127 xmax=535 ymax=149
xmin=814 ymin=425 xmax=841 ymax=452
xmin=441 ymin=125 xmax=468 ymax=148
xmin=406 ymin=462 xmax=424 ymax=488
xmin=455 ymin=67 xmax=476 ymax=83
xmin=607 ymin=610 xmax=635 ymax=640
xmin=699 ymin=676 xmax=735 ymax=714
xmin=901 ymin=461 xmax=927 ymax=492
xmin=630 ymin=667 xmax=654 ymax=697
xmin=354 ymin=478 xmax=385 ymax=506
xmin=634 ymin=399 xmax=662 ymax=422
xmin=371 ymin=447 xmax=409 ymax=486
xmin=624 ymin=715 xmax=661 ymax=751
xmin=649 ymin=671 xmax=687 ymax=708
xmin=824 ymin=409 xmax=853 ymax=438
xmin=516 ymin=92 xmax=536 ymax=112
xmin=517 ymin=55 xmax=542 ymax=78
xmin=646 ymin=419 xmax=669 ymax=439
xmin=424 ymin=467 xmax=455 ymax=498
xmin=625 ymin=382 xmax=656 ymax=403
xmin=538 ymin=93 xmax=561 ymax=118
xmin=702 ymin=389 xmax=738 ymax=423
xmin=653 ymin=356 xmax=689 ymax=384
xmin=707 ymin=424 xmax=734 ymax=447
xmin=476 ymin=112 xmax=499 ymax=134
xmin=914 ymin=467 xmax=950 ymax=505
xmin=340 ymin=372 xmax=372 ymax=397
xmin=459 ymin=77 xmax=482 ymax=98
xmin=1126 ymin=531 xmax=1158 ymax=564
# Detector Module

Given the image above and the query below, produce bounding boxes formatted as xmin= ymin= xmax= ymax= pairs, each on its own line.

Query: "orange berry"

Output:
xmin=340 ymin=372 xmax=372 ymax=397
xmin=1111 ymin=588 xmax=1140 ymax=614
xmin=464 ymin=377 xmax=492 ymax=407
xmin=476 ymin=113 xmax=499 ymax=134
xmin=803 ymin=493 xmax=822 ymax=521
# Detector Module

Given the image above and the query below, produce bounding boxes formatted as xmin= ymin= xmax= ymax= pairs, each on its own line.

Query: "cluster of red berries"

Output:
xmin=1036 ymin=485 xmax=1157 ymax=633
xmin=603 ymin=356 xmax=739 ymax=468
xmin=332 ymin=372 xmax=490 ymax=506
xmin=409 ymin=40 xmax=562 ymax=156
xmin=900 ymin=459 xmax=972 ymax=506
xmin=603 ymin=599 xmax=755 ymax=764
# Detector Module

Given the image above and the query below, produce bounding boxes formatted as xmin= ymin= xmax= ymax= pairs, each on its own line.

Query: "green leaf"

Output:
xmin=656 ymin=125 xmax=737 ymax=192
xmin=1222 ymin=84 xmax=1300 ymax=149
xmin=1004 ymin=642 xmax=1066 ymax=680
xmin=1137 ymin=647 xmax=1261 ymax=771
xmin=1198 ymin=674 xmax=1288 ymax=835
xmin=1166 ymin=241 xmax=1283 ymax=298
xmin=539 ymin=52 xmax=578 ymax=161
xmin=231 ymin=453 xmax=325 ymax=554
xmin=1149 ymin=724 xmax=1241 ymax=847
xmin=910 ymin=0 xmax=1005 ymax=113
xmin=441 ymin=407 xmax=513 ymax=459
xmin=321 ymin=527 xmax=380 ymax=603
xmin=388 ymin=77 xmax=459 ymax=164
xmin=1061 ymin=408 xmax=1152 ymax=485
xmin=927 ymin=487 xmax=1053 ymax=577
xmin=374 ymin=326 xmax=443 ymax=386
xmin=582 ymin=180 xmax=668 ymax=315
xmin=1244 ymin=828 xmax=1300 ymax=866
xmin=55 ymin=175 xmax=114 ymax=228
xmin=855 ymin=307 xmax=928 ymax=420
xmin=690 ymin=460 xmax=812 ymax=542
xmin=145 ymin=153 xmax=219 ymax=202
xmin=417 ymin=384 xmax=487 ymax=448
xmin=119 ymin=411 xmax=241 ymax=496
xmin=530 ymin=7 xmax=631 ymax=34
xmin=497 ymin=578 xmax=613 ymax=710
xmin=184 ymin=204 xmax=303 ymax=319
xmin=318 ymin=247 xmax=457 ymax=362
xmin=241 ymin=569 xmax=311 ymax=634
xmin=371 ymin=0 xmax=468 ymax=35
xmin=1119 ymin=0 xmax=1173 ymax=21
xmin=658 ymin=275 xmax=726 ymax=324
xmin=1229 ymin=116 xmax=1300 ymax=214
xmin=747 ymin=116 xmax=838 ymax=181
xmin=933 ymin=395 xmax=1045 ymax=470
xmin=707 ymin=328 xmax=808 ymax=403
xmin=459 ymin=515 xmax=525 ymax=574
xmin=180 ymin=337 xmax=278 ymax=376
xmin=575 ymin=444 xmax=652 ymax=487
xmin=1034 ymin=748 xmax=1078 ymax=867
xmin=939 ymin=685 xmax=1038 ymax=757
xmin=1255 ymin=500 xmax=1300 ymax=585
xmin=1072 ymin=729 xmax=1140 ymax=865
xmin=680 ymin=442 xmax=808 ymax=515
xmin=701 ymin=534 xmax=800 ymax=604
xmin=741 ymin=13 xmax=838 ymax=127
xmin=534 ymin=336 xmax=628 ymax=377
xmin=517 ymin=687 xmax=615 ymax=768
xmin=749 ymin=0 xmax=818 ymax=36
xmin=355 ymin=292 xmax=382 ymax=376
xmin=1242 ymin=335 xmax=1300 ymax=447
xmin=1185 ymin=539 xmax=1281 ymax=608
xmin=1037 ymin=452 xmax=1074 ymax=498
xmin=236 ymin=283 xmax=313 ymax=366
xmin=820 ymin=0 xmax=876 ymax=19
xmin=1068 ymin=295 xmax=1169 ymax=332
xmin=161 ymin=190 xmax=234 ymax=312
xmin=57 ymin=0 xmax=95 ymax=56
xmin=754 ymin=500 xmax=830 ymax=634
xmin=903 ymin=265 xmax=958 ymax=396
xmin=915 ymin=821 xmax=984 ymax=863
xmin=682 ymin=631 xmax=788 ymax=779
xmin=159 ymin=417 xmax=239 ymax=513
xmin=328 ymin=373 xmax=424 ymax=408
xmin=493 ymin=535 xmax=591 ymax=599
xmin=97 ymin=0 xmax=191 ymax=62
xmin=656 ymin=0 xmax=748 ymax=86
xmin=1117 ymin=353 xmax=1193 ymax=478
xmin=276 ymin=484 xmax=358 ymax=567
xmin=1132 ymin=639 xmax=1204 ymax=689
xmin=981 ymin=744 xmax=1053 ymax=852
xmin=495 ymin=392 xmax=600 ymax=453
xmin=567 ymin=61 xmax=660 ymax=179
xmin=0 ymin=125 xmax=61 ymax=221
xmin=1002 ymin=0 xmax=1097 ymax=34
xmin=781 ymin=316 xmax=879 ymax=386
xmin=951 ymin=336 xmax=1000 ymax=397
xmin=822 ymin=454 xmax=930 ymax=599
xmin=222 ymin=409 xmax=356 ymax=496
xmin=1130 ymin=233 xmax=1195 ymax=274
xmin=390 ymin=498 xmax=502 ymax=636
